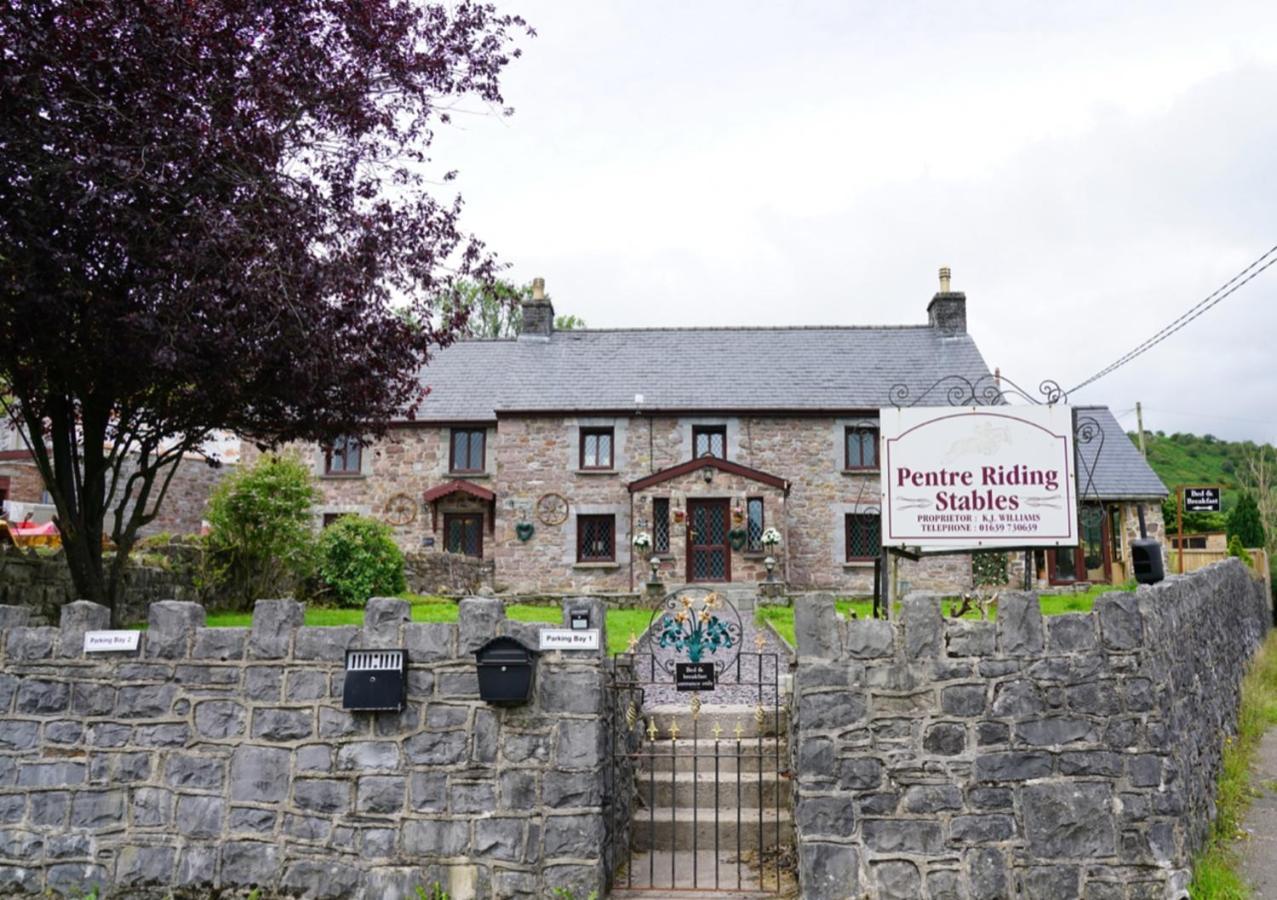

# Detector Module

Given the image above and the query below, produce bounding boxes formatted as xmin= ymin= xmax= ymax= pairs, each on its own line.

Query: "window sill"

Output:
xmin=840 ymin=469 xmax=878 ymax=476
xmin=573 ymin=562 xmax=621 ymax=570
xmin=742 ymin=551 xmax=768 ymax=559
xmin=448 ymin=472 xmax=490 ymax=479
xmin=574 ymin=469 xmax=618 ymax=476
xmin=320 ymin=473 xmax=366 ymax=480
xmin=843 ymin=560 xmax=876 ymax=569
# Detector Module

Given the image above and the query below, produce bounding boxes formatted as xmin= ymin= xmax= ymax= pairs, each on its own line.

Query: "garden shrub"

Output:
xmin=971 ymin=550 xmax=1008 ymax=589
xmin=317 ymin=514 xmax=406 ymax=606
xmin=1227 ymin=533 xmax=1253 ymax=566
xmin=204 ymin=454 xmax=320 ymax=609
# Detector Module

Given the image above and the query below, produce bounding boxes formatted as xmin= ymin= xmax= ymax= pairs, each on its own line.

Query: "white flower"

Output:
xmin=632 ymin=531 xmax=652 ymax=549
xmin=761 ymin=527 xmax=782 ymax=547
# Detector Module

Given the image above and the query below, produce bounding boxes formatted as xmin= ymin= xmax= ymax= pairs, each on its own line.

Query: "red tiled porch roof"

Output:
xmin=421 ymin=479 xmax=495 ymax=504
xmin=628 ymin=457 xmax=789 ymax=493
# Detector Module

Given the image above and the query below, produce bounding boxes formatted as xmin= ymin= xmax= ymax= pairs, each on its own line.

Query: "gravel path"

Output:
xmin=627 ymin=614 xmax=789 ymax=708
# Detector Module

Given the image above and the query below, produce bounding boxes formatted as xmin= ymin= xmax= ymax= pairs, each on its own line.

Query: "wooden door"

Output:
xmin=687 ymin=499 xmax=731 ymax=582
xmin=443 ymin=513 xmax=484 ymax=558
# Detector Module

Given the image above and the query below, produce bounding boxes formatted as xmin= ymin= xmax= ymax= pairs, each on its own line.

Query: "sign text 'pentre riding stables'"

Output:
xmin=880 ymin=406 xmax=1077 ymax=551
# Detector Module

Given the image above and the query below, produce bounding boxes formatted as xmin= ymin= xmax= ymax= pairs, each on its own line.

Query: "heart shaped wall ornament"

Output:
xmin=516 ymin=522 xmax=535 ymax=542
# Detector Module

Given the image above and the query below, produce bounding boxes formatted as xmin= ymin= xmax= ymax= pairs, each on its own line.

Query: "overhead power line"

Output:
xmin=1068 ymin=244 xmax=1277 ymax=394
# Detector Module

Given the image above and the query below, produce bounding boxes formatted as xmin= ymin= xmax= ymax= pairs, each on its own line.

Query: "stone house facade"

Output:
xmin=290 ymin=275 xmax=1166 ymax=597
xmin=0 ymin=426 xmax=231 ymax=537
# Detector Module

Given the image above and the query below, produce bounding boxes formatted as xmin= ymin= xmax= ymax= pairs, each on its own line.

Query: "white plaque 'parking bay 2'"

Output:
xmin=83 ymin=630 xmax=141 ymax=653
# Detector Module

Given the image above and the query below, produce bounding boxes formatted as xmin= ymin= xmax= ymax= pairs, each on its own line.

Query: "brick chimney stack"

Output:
xmin=519 ymin=276 xmax=555 ymax=340
xmin=927 ymin=266 xmax=966 ymax=335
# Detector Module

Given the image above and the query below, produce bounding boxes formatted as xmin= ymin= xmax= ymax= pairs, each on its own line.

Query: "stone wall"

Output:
xmin=404 ymin=550 xmax=495 ymax=596
xmin=0 ymin=547 xmax=197 ymax=626
xmin=0 ymin=595 xmax=615 ymax=899
xmin=791 ymin=560 xmax=1269 ymax=899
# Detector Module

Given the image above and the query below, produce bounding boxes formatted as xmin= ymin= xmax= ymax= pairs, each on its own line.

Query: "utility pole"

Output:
xmin=1136 ymin=402 xmax=1147 ymax=458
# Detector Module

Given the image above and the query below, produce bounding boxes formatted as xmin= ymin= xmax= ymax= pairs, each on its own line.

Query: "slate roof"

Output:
xmin=1075 ymin=406 xmax=1168 ymax=499
xmin=414 ymin=325 xmax=993 ymax=420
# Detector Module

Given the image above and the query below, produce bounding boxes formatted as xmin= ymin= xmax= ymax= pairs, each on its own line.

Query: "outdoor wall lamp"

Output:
xmin=701 ymin=465 xmax=714 ymax=484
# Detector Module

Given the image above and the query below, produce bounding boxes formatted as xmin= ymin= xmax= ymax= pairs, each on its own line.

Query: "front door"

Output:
xmin=686 ymin=499 xmax=730 ymax=582
xmin=443 ymin=513 xmax=483 ymax=558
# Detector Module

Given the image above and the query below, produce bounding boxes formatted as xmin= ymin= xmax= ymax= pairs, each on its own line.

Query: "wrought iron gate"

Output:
xmin=606 ymin=588 xmax=791 ymax=895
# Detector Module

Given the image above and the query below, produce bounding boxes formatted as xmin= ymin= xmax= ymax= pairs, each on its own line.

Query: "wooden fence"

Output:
xmin=1172 ymin=547 xmax=1271 ymax=595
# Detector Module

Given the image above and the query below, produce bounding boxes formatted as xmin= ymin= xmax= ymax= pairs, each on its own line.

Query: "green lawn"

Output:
xmin=757 ymin=583 xmax=1135 ymax=648
xmin=199 ymin=593 xmax=657 ymax=656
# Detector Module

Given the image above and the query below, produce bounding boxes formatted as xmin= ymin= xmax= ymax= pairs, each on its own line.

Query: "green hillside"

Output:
xmin=1126 ymin=430 xmax=1268 ymax=531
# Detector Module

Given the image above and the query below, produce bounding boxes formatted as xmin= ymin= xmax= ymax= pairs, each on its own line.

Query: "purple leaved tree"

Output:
xmin=0 ymin=0 xmax=531 ymax=622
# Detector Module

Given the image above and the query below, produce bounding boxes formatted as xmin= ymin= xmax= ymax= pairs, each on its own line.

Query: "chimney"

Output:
xmin=927 ymin=266 xmax=966 ymax=335
xmin=519 ymin=276 xmax=555 ymax=340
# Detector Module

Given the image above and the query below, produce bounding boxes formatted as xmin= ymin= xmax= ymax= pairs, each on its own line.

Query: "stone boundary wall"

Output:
xmin=792 ymin=559 xmax=1269 ymax=900
xmin=404 ymin=550 xmax=494 ymax=597
xmin=0 ymin=547 xmax=196 ymax=626
xmin=0 ymin=595 xmax=615 ymax=899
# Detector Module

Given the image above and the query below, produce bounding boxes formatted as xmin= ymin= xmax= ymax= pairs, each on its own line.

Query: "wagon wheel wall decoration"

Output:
xmin=536 ymin=493 xmax=569 ymax=526
xmin=383 ymin=493 xmax=417 ymax=527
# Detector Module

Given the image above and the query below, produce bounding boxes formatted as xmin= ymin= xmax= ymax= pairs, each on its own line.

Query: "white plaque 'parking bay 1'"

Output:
xmin=539 ymin=628 xmax=600 ymax=651
xmin=83 ymin=630 xmax=141 ymax=652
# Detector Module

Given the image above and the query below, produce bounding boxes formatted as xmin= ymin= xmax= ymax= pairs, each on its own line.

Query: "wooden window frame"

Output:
xmin=443 ymin=512 xmax=484 ymax=559
xmin=577 ymin=514 xmax=616 ymax=563
xmin=324 ymin=436 xmax=362 ymax=476
xmin=845 ymin=513 xmax=880 ymax=562
xmin=579 ymin=427 xmax=615 ymax=470
xmin=692 ymin=425 xmax=727 ymax=460
xmin=449 ymin=428 xmax=486 ymax=475
xmin=844 ymin=426 xmax=879 ymax=471
xmin=746 ymin=496 xmax=765 ymax=552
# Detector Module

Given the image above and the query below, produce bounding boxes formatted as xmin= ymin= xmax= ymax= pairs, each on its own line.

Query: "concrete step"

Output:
xmin=628 ymin=739 xmax=788 ymax=774
xmin=612 ymin=848 xmax=775 ymax=896
xmin=631 ymin=807 xmax=793 ymax=852
xmin=642 ymin=703 xmax=788 ymax=737
xmin=635 ymin=770 xmax=789 ymax=807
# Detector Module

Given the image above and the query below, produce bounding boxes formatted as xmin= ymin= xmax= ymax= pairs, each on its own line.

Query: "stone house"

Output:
xmin=0 ymin=425 xmax=232 ymax=537
xmin=291 ymin=274 xmax=1167 ymax=597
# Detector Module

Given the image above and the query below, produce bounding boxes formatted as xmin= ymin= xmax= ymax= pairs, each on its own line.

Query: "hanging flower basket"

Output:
xmin=761 ymin=527 xmax=782 ymax=548
xmin=632 ymin=531 xmax=652 ymax=553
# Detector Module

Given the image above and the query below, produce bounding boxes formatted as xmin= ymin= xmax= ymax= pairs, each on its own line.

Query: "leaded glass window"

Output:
xmin=580 ymin=428 xmax=614 ymax=469
xmin=846 ymin=513 xmax=880 ymax=561
xmin=746 ymin=497 xmax=764 ymax=552
xmin=652 ymin=498 xmax=670 ymax=554
xmin=450 ymin=428 xmax=485 ymax=473
xmin=693 ymin=425 xmax=726 ymax=459
xmin=577 ymin=515 xmax=615 ymax=562
xmin=845 ymin=426 xmax=878 ymax=470
xmin=444 ymin=513 xmax=483 ymax=558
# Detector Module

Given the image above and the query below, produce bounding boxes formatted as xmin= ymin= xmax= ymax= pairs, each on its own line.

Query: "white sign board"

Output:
xmin=539 ymin=628 xmax=600 ymax=651
xmin=880 ymin=406 xmax=1077 ymax=550
xmin=83 ymin=630 xmax=141 ymax=653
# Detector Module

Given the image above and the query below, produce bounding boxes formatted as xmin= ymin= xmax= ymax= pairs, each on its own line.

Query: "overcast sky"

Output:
xmin=430 ymin=0 xmax=1277 ymax=444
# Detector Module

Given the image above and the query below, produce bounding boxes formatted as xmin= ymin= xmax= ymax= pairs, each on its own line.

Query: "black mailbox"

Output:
xmin=342 ymin=649 xmax=407 ymax=711
xmin=475 ymin=636 xmax=537 ymax=706
xmin=1131 ymin=539 xmax=1165 ymax=585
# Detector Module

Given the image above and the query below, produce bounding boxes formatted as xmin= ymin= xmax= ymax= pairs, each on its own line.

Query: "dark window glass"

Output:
xmin=444 ymin=513 xmax=483 ymax=558
xmin=846 ymin=513 xmax=880 ymax=561
xmin=322 ymin=512 xmax=349 ymax=528
xmin=693 ymin=425 xmax=726 ymax=459
xmin=845 ymin=426 xmax=878 ymax=469
xmin=325 ymin=435 xmax=361 ymax=475
xmin=652 ymin=498 xmax=670 ymax=554
xmin=746 ymin=497 xmax=765 ymax=552
xmin=577 ymin=515 xmax=615 ymax=562
xmin=580 ymin=428 xmax=614 ymax=469
xmin=450 ymin=428 xmax=485 ymax=473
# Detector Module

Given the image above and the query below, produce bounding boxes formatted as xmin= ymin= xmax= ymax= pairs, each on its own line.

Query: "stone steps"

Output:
xmin=633 ymin=738 xmax=788 ymax=774
xmin=631 ymin=806 xmax=794 ymax=851
xmin=635 ymin=769 xmax=789 ymax=807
